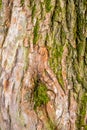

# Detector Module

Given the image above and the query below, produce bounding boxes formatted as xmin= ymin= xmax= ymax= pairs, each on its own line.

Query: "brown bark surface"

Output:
xmin=0 ymin=0 xmax=87 ymax=130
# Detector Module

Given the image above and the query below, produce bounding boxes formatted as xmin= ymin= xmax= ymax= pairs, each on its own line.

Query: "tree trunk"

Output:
xmin=0 ymin=0 xmax=87 ymax=130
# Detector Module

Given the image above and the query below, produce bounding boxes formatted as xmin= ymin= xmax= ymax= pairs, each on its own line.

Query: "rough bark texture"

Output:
xmin=0 ymin=0 xmax=87 ymax=130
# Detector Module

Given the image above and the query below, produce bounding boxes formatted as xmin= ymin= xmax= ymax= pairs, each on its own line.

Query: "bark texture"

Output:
xmin=0 ymin=0 xmax=87 ymax=130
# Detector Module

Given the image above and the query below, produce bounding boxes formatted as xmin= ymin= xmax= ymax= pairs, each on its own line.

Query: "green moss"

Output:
xmin=0 ymin=0 xmax=2 ymax=9
xmin=77 ymin=14 xmax=85 ymax=41
xmin=76 ymin=93 xmax=87 ymax=129
xmin=75 ymin=1 xmax=86 ymax=69
xmin=40 ymin=2 xmax=44 ymax=19
xmin=32 ymin=4 xmax=36 ymax=21
xmin=33 ymin=20 xmax=39 ymax=44
xmin=33 ymin=79 xmax=49 ymax=110
xmin=49 ymin=39 xmax=64 ymax=87
xmin=85 ymin=41 xmax=87 ymax=65
xmin=60 ymin=26 xmax=66 ymax=45
xmin=76 ymin=74 xmax=83 ymax=84
xmin=76 ymin=41 xmax=85 ymax=83
xmin=51 ymin=1 xmax=62 ymax=27
xmin=73 ymin=26 xmax=77 ymax=40
xmin=44 ymin=0 xmax=52 ymax=12
xmin=75 ymin=1 xmax=86 ymax=42
xmin=75 ymin=1 xmax=86 ymax=89
xmin=46 ymin=118 xmax=56 ymax=130
xmin=30 ymin=0 xmax=34 ymax=6
xmin=84 ymin=126 xmax=87 ymax=130
xmin=45 ymin=33 xmax=49 ymax=46
xmin=83 ymin=0 xmax=87 ymax=5
xmin=21 ymin=0 xmax=24 ymax=6
xmin=77 ymin=41 xmax=86 ymax=58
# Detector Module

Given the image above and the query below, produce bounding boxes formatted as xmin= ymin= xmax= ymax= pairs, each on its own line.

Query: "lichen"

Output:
xmin=33 ymin=20 xmax=39 ymax=44
xmin=33 ymin=78 xmax=49 ymax=110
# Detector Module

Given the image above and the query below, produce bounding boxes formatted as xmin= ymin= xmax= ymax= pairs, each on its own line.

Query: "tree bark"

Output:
xmin=0 ymin=0 xmax=87 ymax=130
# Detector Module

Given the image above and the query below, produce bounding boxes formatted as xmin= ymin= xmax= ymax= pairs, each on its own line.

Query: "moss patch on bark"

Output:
xmin=33 ymin=20 xmax=39 ymax=44
xmin=76 ymin=93 xmax=87 ymax=129
xmin=48 ymin=37 xmax=64 ymax=87
xmin=32 ymin=3 xmax=36 ymax=21
xmin=44 ymin=0 xmax=52 ymax=12
xmin=0 ymin=0 xmax=2 ymax=9
xmin=23 ymin=47 xmax=29 ymax=71
xmin=34 ymin=79 xmax=49 ymax=110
